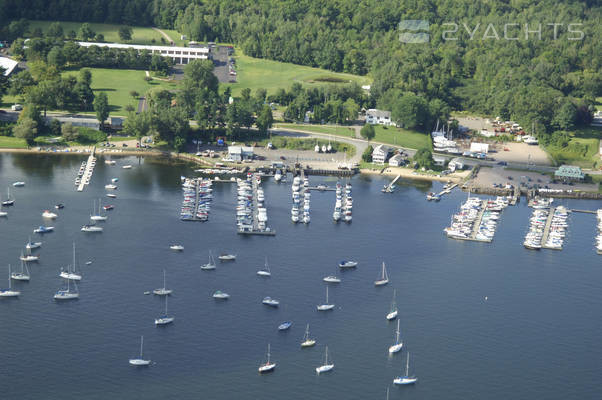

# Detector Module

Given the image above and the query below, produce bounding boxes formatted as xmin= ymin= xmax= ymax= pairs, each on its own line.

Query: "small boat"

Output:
xmin=200 ymin=251 xmax=216 ymax=270
xmin=388 ymin=319 xmax=403 ymax=354
xmin=103 ymin=205 xmax=114 ymax=211
xmin=262 ymin=296 xmax=280 ymax=307
xmin=393 ymin=353 xmax=417 ymax=385
xmin=386 ymin=289 xmax=398 ymax=320
xmin=323 ymin=273 xmax=341 ymax=283
xmin=42 ymin=210 xmax=58 ymax=219
xmin=315 ymin=346 xmax=334 ymax=374
xmin=2 ymin=187 xmax=15 ymax=206
xmin=81 ymin=224 xmax=103 ymax=232
xmin=59 ymin=243 xmax=82 ymax=281
xmin=12 ymin=182 xmax=25 ymax=187
xmin=111 ymin=178 xmax=119 ymax=183
xmin=257 ymin=257 xmax=271 ymax=277
xmin=0 ymin=265 xmax=21 ymax=297
xmin=34 ymin=226 xmax=54 ymax=234
xmin=105 ymin=160 xmax=116 ymax=165
xmin=278 ymin=321 xmax=292 ymax=331
xmin=170 ymin=245 xmax=184 ymax=251
xmin=143 ymin=291 xmax=151 ymax=295
xmin=25 ymin=236 xmax=41 ymax=250
xmin=218 ymin=254 xmax=236 ymax=261
xmin=11 ymin=260 xmax=30 ymax=281
xmin=55 ymin=203 xmax=64 ymax=209
xmin=155 ymin=295 xmax=174 ymax=325
xmin=317 ymin=287 xmax=335 ymax=311
xmin=0 ymin=210 xmax=6 ymax=217
xmin=129 ymin=336 xmax=151 ymax=366
xmin=106 ymin=193 xmax=117 ymax=198
xmin=90 ymin=199 xmax=108 ymax=221
xmin=54 ymin=275 xmax=79 ymax=300
xmin=122 ymin=165 xmax=132 ymax=169
xmin=85 ymin=261 xmax=93 ymax=265
xmin=213 ymin=290 xmax=230 ymax=300
xmin=301 ymin=324 xmax=316 ymax=347
xmin=20 ymin=251 xmax=39 ymax=262
xmin=105 ymin=184 xmax=117 ymax=190
xmin=258 ymin=344 xmax=276 ymax=373
xmin=374 ymin=262 xmax=389 ymax=286
xmin=153 ymin=270 xmax=172 ymax=295
xmin=339 ymin=260 xmax=357 ymax=268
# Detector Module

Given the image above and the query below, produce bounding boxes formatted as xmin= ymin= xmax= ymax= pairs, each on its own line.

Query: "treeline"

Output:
xmin=2 ymin=0 xmax=601 ymax=134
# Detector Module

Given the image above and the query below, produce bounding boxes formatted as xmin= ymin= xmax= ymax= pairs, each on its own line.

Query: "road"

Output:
xmin=152 ymin=27 xmax=174 ymax=44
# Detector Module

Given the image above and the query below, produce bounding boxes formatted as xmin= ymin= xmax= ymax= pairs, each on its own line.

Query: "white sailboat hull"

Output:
xmin=323 ymin=276 xmax=341 ymax=283
xmin=54 ymin=292 xmax=79 ymax=300
xmin=389 ymin=343 xmax=403 ymax=354
xmin=11 ymin=273 xmax=30 ymax=281
xmin=374 ymin=279 xmax=389 ymax=286
xmin=200 ymin=264 xmax=216 ymax=270
xmin=317 ymin=304 xmax=335 ymax=311
xmin=316 ymin=364 xmax=334 ymax=374
xmin=153 ymin=288 xmax=172 ymax=295
xmin=90 ymin=216 xmax=108 ymax=221
xmin=258 ymin=363 xmax=276 ymax=373
xmin=60 ymin=272 xmax=82 ymax=281
xmin=301 ymin=340 xmax=316 ymax=348
xmin=155 ymin=317 xmax=174 ymax=325
xmin=257 ymin=271 xmax=271 ymax=277
xmin=129 ymin=359 xmax=151 ymax=366
xmin=0 ymin=290 xmax=20 ymax=297
xmin=386 ymin=311 xmax=398 ymax=320
xmin=394 ymin=377 xmax=417 ymax=385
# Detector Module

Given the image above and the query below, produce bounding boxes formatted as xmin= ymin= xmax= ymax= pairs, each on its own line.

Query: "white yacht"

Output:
xmin=393 ymin=353 xmax=417 ymax=385
xmin=25 ymin=236 xmax=42 ymax=250
xmin=274 ymin=170 xmax=282 ymax=182
xmin=60 ymin=243 xmax=82 ymax=281
xmin=155 ymin=295 xmax=174 ymax=325
xmin=54 ymin=277 xmax=79 ymax=300
xmin=317 ymin=287 xmax=335 ymax=311
xmin=262 ymin=297 xmax=280 ymax=307
xmin=2 ymin=187 xmax=14 ymax=206
xmin=200 ymin=251 xmax=216 ymax=270
xmin=339 ymin=260 xmax=357 ymax=268
xmin=90 ymin=199 xmax=108 ymax=221
xmin=258 ymin=344 xmax=276 ymax=373
xmin=42 ymin=210 xmax=58 ymax=219
xmin=122 ymin=165 xmax=132 ymax=169
xmin=20 ymin=251 xmax=39 ymax=262
xmin=218 ymin=254 xmax=236 ymax=261
xmin=169 ymin=245 xmax=184 ymax=251
xmin=213 ymin=290 xmax=230 ymax=300
xmin=104 ymin=184 xmax=117 ymax=190
xmin=388 ymin=319 xmax=403 ymax=354
xmin=153 ymin=270 xmax=172 ymax=295
xmin=257 ymin=257 xmax=271 ymax=277
xmin=301 ymin=324 xmax=316 ymax=347
xmin=11 ymin=260 xmax=30 ymax=281
xmin=315 ymin=346 xmax=334 ymax=374
xmin=34 ymin=226 xmax=54 ymax=233
xmin=374 ymin=262 xmax=389 ymax=286
xmin=81 ymin=224 xmax=103 ymax=232
xmin=323 ymin=273 xmax=341 ymax=283
xmin=386 ymin=289 xmax=398 ymax=320
xmin=0 ymin=265 xmax=20 ymax=297
xmin=12 ymin=181 xmax=25 ymax=187
xmin=129 ymin=336 xmax=151 ymax=366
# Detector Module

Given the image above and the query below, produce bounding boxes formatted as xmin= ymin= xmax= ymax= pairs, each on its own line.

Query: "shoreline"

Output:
xmin=360 ymin=167 xmax=469 ymax=183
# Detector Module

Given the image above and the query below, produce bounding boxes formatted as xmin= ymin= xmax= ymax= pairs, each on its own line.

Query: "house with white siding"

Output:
xmin=372 ymin=144 xmax=391 ymax=164
xmin=366 ymin=109 xmax=392 ymax=126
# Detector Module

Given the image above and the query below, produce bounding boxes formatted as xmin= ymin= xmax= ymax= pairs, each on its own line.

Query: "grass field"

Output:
xmin=372 ymin=126 xmax=431 ymax=150
xmin=225 ymin=53 xmax=371 ymax=97
xmin=0 ymin=136 xmax=27 ymax=148
xmin=27 ymin=21 xmax=185 ymax=46
xmin=273 ymin=123 xmax=356 ymax=137
xmin=544 ymin=127 xmax=602 ymax=168
xmin=62 ymin=68 xmax=179 ymax=113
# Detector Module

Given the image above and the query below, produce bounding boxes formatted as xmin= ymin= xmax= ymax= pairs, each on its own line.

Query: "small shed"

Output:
xmin=470 ymin=142 xmax=489 ymax=153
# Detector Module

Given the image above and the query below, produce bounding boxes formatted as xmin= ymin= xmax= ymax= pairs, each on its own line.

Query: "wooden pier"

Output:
xmin=237 ymin=173 xmax=275 ymax=236
xmin=307 ymin=186 xmax=336 ymax=192
xmin=77 ymin=148 xmax=96 ymax=192
xmin=448 ymin=200 xmax=493 ymax=243
xmin=540 ymin=207 xmax=561 ymax=250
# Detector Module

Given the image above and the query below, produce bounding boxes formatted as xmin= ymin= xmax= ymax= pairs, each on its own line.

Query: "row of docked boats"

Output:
xmin=333 ymin=182 xmax=352 ymax=222
xmin=74 ymin=155 xmax=96 ymax=189
xmin=291 ymin=176 xmax=310 ymax=224
xmin=444 ymin=196 xmax=508 ymax=241
xmin=237 ymin=177 xmax=254 ymax=230
xmin=596 ymin=209 xmax=602 ymax=254
xmin=180 ymin=177 xmax=213 ymax=221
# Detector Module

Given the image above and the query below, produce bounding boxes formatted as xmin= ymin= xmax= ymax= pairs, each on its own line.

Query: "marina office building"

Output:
xmin=78 ymin=42 xmax=211 ymax=64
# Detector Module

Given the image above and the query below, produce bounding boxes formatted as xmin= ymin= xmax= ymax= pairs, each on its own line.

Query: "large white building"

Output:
xmin=372 ymin=144 xmax=391 ymax=164
xmin=78 ymin=42 xmax=211 ymax=64
xmin=366 ymin=109 xmax=392 ymax=126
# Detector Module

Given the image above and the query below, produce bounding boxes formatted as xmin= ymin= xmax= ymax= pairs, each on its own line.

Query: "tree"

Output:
xmin=118 ymin=26 xmax=133 ymax=41
xmin=360 ymin=124 xmax=375 ymax=141
xmin=95 ymin=33 xmax=105 ymax=42
xmin=343 ymin=98 xmax=360 ymax=122
xmin=94 ymin=92 xmax=109 ymax=126
xmin=552 ymin=101 xmax=577 ymax=131
xmin=79 ymin=69 xmax=92 ymax=86
xmin=14 ymin=117 xmax=37 ymax=145
xmin=413 ymin=148 xmax=434 ymax=170
xmin=46 ymin=22 xmax=64 ymax=38
xmin=125 ymin=104 xmax=135 ymax=113
xmin=256 ymin=105 xmax=273 ymax=135
xmin=47 ymin=46 xmax=66 ymax=69
xmin=392 ymin=93 xmax=429 ymax=131
xmin=362 ymin=145 xmax=373 ymax=162
xmin=79 ymin=23 xmax=95 ymax=41
xmin=123 ymin=111 xmax=151 ymax=142
xmin=61 ymin=123 xmax=79 ymax=141
xmin=129 ymin=90 xmax=140 ymax=100
xmin=49 ymin=118 xmax=61 ymax=136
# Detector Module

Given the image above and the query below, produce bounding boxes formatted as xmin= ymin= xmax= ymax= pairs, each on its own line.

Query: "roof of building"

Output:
xmin=366 ymin=109 xmax=391 ymax=118
xmin=228 ymin=146 xmax=242 ymax=154
xmin=372 ymin=144 xmax=391 ymax=154
xmin=432 ymin=155 xmax=447 ymax=162
xmin=554 ymin=165 xmax=585 ymax=179
xmin=78 ymin=42 xmax=210 ymax=53
xmin=0 ymin=57 xmax=19 ymax=76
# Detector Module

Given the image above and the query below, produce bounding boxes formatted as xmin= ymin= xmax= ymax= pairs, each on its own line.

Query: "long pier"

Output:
xmin=540 ymin=207 xmax=559 ymax=250
xmin=237 ymin=174 xmax=276 ymax=236
xmin=77 ymin=148 xmax=96 ymax=192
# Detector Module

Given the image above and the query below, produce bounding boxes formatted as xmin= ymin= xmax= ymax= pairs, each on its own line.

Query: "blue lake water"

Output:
xmin=1 ymin=153 xmax=601 ymax=400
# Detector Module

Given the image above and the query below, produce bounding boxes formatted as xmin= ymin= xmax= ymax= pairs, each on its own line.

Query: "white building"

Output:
xmin=448 ymin=157 xmax=465 ymax=171
xmin=0 ymin=57 xmax=19 ymax=76
xmin=78 ymin=42 xmax=210 ymax=64
xmin=470 ymin=143 xmax=489 ymax=153
xmin=388 ymin=153 xmax=404 ymax=167
xmin=366 ymin=109 xmax=392 ymax=126
xmin=227 ymin=146 xmax=254 ymax=162
xmin=432 ymin=155 xmax=447 ymax=167
xmin=372 ymin=144 xmax=391 ymax=164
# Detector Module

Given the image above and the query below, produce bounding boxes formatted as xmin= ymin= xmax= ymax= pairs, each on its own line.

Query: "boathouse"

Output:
xmin=554 ymin=165 xmax=585 ymax=182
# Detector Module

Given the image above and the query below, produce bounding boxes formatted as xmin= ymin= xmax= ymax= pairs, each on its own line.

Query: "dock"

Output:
xmin=307 ymin=186 xmax=336 ymax=191
xmin=237 ymin=173 xmax=275 ymax=236
xmin=77 ymin=148 xmax=96 ymax=192
xmin=437 ymin=183 xmax=458 ymax=197
xmin=540 ymin=207 xmax=560 ymax=250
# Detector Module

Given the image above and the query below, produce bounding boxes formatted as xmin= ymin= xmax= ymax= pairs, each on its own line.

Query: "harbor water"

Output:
xmin=1 ymin=153 xmax=601 ymax=400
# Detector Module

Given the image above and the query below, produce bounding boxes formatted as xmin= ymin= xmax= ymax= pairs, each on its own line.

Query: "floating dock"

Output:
xmin=237 ymin=174 xmax=275 ymax=236
xmin=77 ymin=148 xmax=96 ymax=192
xmin=539 ymin=207 xmax=558 ymax=250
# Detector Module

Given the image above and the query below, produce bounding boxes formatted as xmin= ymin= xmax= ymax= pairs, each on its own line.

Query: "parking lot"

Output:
xmin=472 ymin=166 xmax=598 ymax=192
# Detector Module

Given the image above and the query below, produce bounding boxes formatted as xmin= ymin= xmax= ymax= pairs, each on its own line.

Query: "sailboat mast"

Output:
xmin=396 ymin=319 xmax=400 ymax=343
xmin=326 ymin=286 xmax=329 ymax=303
xmin=267 ymin=344 xmax=271 ymax=364
xmin=140 ymin=336 xmax=144 ymax=358
xmin=8 ymin=264 xmax=11 ymax=289
xmin=324 ymin=346 xmax=328 ymax=364
xmin=406 ymin=352 xmax=410 ymax=375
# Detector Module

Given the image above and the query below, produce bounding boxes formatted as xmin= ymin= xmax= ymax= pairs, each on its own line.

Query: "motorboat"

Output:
xmin=12 ymin=182 xmax=25 ymax=187
xmin=323 ymin=275 xmax=341 ymax=283
xmin=278 ymin=321 xmax=292 ymax=331
xmin=262 ymin=296 xmax=280 ymax=307
xmin=170 ymin=245 xmax=184 ymax=251
xmin=105 ymin=160 xmax=116 ymax=165
xmin=213 ymin=290 xmax=230 ymax=300
xmin=105 ymin=184 xmax=117 ymax=190
xmin=103 ymin=205 xmax=114 ymax=211
xmin=81 ymin=224 xmax=103 ymax=232
xmin=339 ymin=260 xmax=357 ymax=268
xmin=34 ymin=226 xmax=54 ymax=234
xmin=42 ymin=210 xmax=58 ymax=219
xmin=218 ymin=254 xmax=236 ymax=261
xmin=106 ymin=193 xmax=117 ymax=198
xmin=25 ymin=237 xmax=42 ymax=250
xmin=122 ymin=165 xmax=132 ymax=169
xmin=55 ymin=203 xmax=64 ymax=209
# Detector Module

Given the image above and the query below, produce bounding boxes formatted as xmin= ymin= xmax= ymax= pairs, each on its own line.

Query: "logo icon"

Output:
xmin=398 ymin=20 xmax=430 ymax=43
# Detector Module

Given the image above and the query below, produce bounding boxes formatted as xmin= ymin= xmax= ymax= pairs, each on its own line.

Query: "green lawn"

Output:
xmin=273 ymin=123 xmax=356 ymax=137
xmin=0 ymin=136 xmax=27 ymax=148
xmin=544 ymin=127 xmax=602 ymax=168
xmin=225 ymin=52 xmax=371 ymax=97
xmin=26 ymin=20 xmax=184 ymax=46
xmin=62 ymin=68 xmax=179 ymax=113
xmin=372 ymin=125 xmax=431 ymax=150
xmin=596 ymin=97 xmax=602 ymax=111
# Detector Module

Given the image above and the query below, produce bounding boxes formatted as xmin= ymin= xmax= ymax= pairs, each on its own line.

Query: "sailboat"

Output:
xmin=200 ymin=251 xmax=216 ymax=270
xmin=11 ymin=260 xmax=30 ymax=281
xmin=257 ymin=257 xmax=271 ymax=277
xmin=0 ymin=265 xmax=20 ymax=297
xmin=153 ymin=270 xmax=172 ymax=295
xmin=317 ymin=286 xmax=335 ymax=311
xmin=374 ymin=262 xmax=389 ymax=286
xmin=2 ymin=187 xmax=14 ymax=206
xmin=60 ymin=243 xmax=82 ymax=281
xmin=25 ymin=236 xmax=42 ymax=250
xmin=90 ymin=199 xmax=108 ymax=221
xmin=258 ymin=343 xmax=276 ymax=373
xmin=54 ymin=275 xmax=79 ymax=300
xmin=20 ymin=249 xmax=39 ymax=262
xmin=155 ymin=295 xmax=174 ymax=325
xmin=388 ymin=319 xmax=403 ymax=354
xmin=393 ymin=352 xmax=417 ymax=385
xmin=315 ymin=346 xmax=334 ymax=374
xmin=301 ymin=324 xmax=316 ymax=347
xmin=386 ymin=289 xmax=398 ymax=320
xmin=129 ymin=336 xmax=151 ymax=366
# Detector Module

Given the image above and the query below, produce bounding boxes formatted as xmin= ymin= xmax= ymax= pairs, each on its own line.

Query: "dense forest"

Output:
xmin=1 ymin=0 xmax=601 ymax=138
